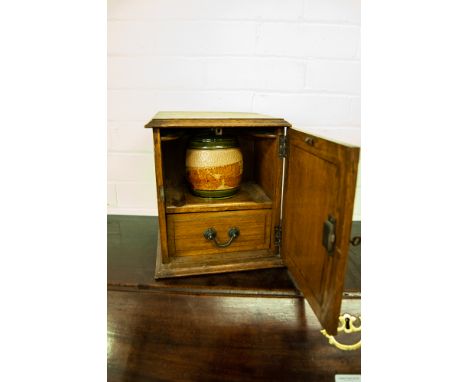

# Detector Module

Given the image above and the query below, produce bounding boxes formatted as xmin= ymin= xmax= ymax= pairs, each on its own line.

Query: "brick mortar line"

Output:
xmin=107 ymin=88 xmax=360 ymax=96
xmin=107 ymin=54 xmax=360 ymax=62
xmin=108 ymin=18 xmax=360 ymax=27
xmin=108 ymin=180 xmax=156 ymax=184
xmin=108 ymin=152 xmax=154 ymax=156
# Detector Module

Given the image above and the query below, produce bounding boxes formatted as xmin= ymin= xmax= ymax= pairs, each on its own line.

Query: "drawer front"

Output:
xmin=167 ymin=210 xmax=271 ymax=257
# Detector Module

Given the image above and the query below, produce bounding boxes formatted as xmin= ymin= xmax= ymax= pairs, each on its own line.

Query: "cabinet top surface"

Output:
xmin=145 ymin=111 xmax=291 ymax=128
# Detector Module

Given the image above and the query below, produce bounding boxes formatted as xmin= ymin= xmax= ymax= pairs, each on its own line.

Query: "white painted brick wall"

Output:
xmin=108 ymin=21 xmax=257 ymax=56
xmin=253 ymin=93 xmax=359 ymax=126
xmin=108 ymin=121 xmax=154 ymax=153
xmin=303 ymin=0 xmax=360 ymax=24
xmin=108 ymin=0 xmax=361 ymax=219
xmin=108 ymin=57 xmax=206 ymax=89
xmin=204 ymin=58 xmax=306 ymax=91
xmin=115 ymin=182 xmax=157 ymax=209
xmin=108 ymin=0 xmax=304 ymax=21
xmin=306 ymin=60 xmax=360 ymax=94
xmin=256 ymin=23 xmax=360 ymax=59
xmin=107 ymin=153 xmax=155 ymax=182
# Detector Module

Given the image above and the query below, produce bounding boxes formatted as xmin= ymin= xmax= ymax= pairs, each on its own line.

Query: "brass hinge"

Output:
xmin=278 ymin=135 xmax=287 ymax=158
xmin=274 ymin=225 xmax=282 ymax=246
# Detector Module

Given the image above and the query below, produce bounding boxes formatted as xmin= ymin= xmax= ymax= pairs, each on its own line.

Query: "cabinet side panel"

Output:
xmin=162 ymin=137 xmax=188 ymax=190
xmin=254 ymin=128 xmax=283 ymax=253
xmin=153 ymin=129 xmax=170 ymax=264
xmin=254 ymin=138 xmax=277 ymax=199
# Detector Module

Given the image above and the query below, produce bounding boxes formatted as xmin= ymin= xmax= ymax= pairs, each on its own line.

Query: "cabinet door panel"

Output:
xmin=282 ymin=129 xmax=359 ymax=335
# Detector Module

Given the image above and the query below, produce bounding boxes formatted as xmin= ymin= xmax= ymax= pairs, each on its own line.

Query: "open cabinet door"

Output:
xmin=282 ymin=129 xmax=359 ymax=335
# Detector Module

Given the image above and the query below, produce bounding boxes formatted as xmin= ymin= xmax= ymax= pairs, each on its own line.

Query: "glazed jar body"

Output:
xmin=186 ymin=135 xmax=243 ymax=198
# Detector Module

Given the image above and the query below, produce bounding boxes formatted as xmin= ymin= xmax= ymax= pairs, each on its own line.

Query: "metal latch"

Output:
xmin=274 ymin=225 xmax=282 ymax=246
xmin=278 ymin=135 xmax=287 ymax=158
xmin=322 ymin=215 xmax=336 ymax=255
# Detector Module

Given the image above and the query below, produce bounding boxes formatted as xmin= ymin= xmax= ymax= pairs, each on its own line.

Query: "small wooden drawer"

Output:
xmin=167 ymin=209 xmax=272 ymax=257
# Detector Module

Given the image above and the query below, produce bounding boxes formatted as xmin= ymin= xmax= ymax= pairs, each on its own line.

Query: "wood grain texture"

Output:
xmin=145 ymin=111 xmax=291 ymax=128
xmin=152 ymin=129 xmax=169 ymax=264
xmin=155 ymin=250 xmax=284 ymax=279
xmin=160 ymin=134 xmax=188 ymax=192
xmin=167 ymin=209 xmax=272 ymax=257
xmin=282 ymin=129 xmax=360 ymax=335
xmin=166 ymin=182 xmax=272 ymax=214
xmin=253 ymin=128 xmax=284 ymax=252
xmin=108 ymin=290 xmax=360 ymax=382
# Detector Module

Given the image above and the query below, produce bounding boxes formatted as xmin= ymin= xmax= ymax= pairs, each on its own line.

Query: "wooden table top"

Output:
xmin=107 ymin=215 xmax=361 ymax=381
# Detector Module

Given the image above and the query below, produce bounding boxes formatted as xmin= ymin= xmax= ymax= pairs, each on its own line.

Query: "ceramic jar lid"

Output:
xmin=187 ymin=135 xmax=239 ymax=150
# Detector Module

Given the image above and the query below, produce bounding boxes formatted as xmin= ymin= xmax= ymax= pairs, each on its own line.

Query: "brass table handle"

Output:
xmin=320 ymin=313 xmax=361 ymax=351
xmin=203 ymin=227 xmax=240 ymax=248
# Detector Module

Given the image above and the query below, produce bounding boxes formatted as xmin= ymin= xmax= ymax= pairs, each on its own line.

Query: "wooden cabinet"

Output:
xmin=145 ymin=111 xmax=359 ymax=334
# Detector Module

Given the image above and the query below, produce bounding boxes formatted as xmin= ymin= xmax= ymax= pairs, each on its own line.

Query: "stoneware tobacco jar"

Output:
xmin=185 ymin=132 xmax=243 ymax=198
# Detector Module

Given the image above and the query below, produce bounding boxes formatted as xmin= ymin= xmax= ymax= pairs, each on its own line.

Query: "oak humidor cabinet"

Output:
xmin=145 ymin=112 xmax=359 ymax=334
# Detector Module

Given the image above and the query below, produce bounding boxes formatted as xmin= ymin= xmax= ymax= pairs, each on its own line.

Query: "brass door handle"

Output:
xmin=320 ymin=313 xmax=361 ymax=351
xmin=203 ymin=227 xmax=240 ymax=248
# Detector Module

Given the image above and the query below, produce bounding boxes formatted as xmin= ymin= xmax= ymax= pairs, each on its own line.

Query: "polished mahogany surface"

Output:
xmin=107 ymin=215 xmax=361 ymax=381
xmin=108 ymin=291 xmax=360 ymax=382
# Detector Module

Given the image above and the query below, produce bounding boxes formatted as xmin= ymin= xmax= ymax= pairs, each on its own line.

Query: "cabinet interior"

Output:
xmin=161 ymin=127 xmax=282 ymax=215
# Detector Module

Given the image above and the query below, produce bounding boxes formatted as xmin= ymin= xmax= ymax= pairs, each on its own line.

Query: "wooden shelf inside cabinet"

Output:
xmin=165 ymin=182 xmax=272 ymax=214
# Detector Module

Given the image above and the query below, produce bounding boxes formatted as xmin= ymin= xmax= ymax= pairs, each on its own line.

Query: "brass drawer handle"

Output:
xmin=320 ymin=313 xmax=361 ymax=351
xmin=203 ymin=227 xmax=240 ymax=248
